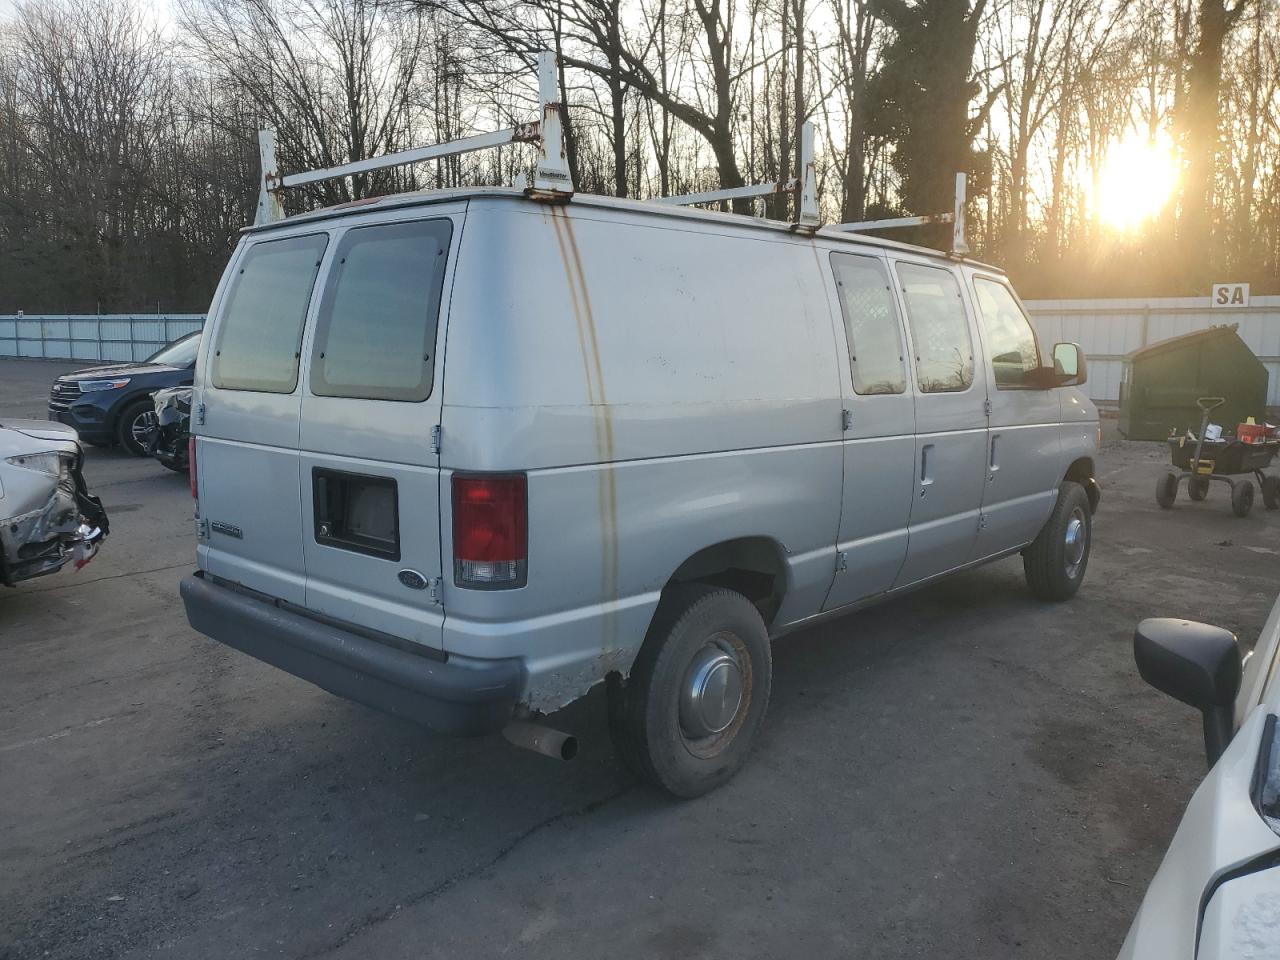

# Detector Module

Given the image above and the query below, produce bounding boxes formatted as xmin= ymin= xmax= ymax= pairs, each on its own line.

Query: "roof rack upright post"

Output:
xmin=794 ymin=122 xmax=820 ymax=231
xmin=951 ymin=172 xmax=969 ymax=256
xmin=256 ymin=127 xmax=284 ymax=226
xmin=530 ymin=51 xmax=573 ymax=197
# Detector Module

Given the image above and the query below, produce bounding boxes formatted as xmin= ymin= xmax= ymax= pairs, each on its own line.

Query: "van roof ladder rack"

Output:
xmin=829 ymin=172 xmax=970 ymax=256
xmin=655 ymin=122 xmax=821 ymax=232
xmin=255 ymin=51 xmax=573 ymax=225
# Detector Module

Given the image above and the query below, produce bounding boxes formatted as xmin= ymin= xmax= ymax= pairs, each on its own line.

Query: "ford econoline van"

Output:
xmin=181 ymin=187 xmax=1100 ymax=796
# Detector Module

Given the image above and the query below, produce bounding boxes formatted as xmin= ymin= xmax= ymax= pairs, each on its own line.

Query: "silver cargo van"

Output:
xmin=181 ymin=187 xmax=1099 ymax=796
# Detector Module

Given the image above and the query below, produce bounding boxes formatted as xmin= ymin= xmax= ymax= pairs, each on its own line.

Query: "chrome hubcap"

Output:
xmin=1064 ymin=508 xmax=1087 ymax=578
xmin=680 ymin=642 xmax=744 ymax=739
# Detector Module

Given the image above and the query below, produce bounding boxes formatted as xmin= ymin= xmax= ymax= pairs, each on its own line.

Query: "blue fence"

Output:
xmin=0 ymin=314 xmax=207 ymax=363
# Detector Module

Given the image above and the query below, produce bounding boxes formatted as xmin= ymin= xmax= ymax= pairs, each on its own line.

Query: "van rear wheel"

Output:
xmin=1023 ymin=481 xmax=1092 ymax=602
xmin=608 ymin=584 xmax=771 ymax=798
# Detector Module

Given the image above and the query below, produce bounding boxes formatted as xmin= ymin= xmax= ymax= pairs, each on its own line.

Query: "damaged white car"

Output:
xmin=0 ymin=419 xmax=108 ymax=586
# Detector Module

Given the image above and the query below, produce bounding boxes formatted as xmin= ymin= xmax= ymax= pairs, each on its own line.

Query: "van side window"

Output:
xmin=211 ymin=233 xmax=328 ymax=394
xmin=972 ymin=278 xmax=1042 ymax=389
xmin=829 ymin=253 xmax=906 ymax=395
xmin=895 ymin=262 xmax=974 ymax=393
xmin=310 ymin=218 xmax=453 ymax=403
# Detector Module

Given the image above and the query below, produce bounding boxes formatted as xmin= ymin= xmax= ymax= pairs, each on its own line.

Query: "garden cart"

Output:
xmin=1155 ymin=397 xmax=1280 ymax=518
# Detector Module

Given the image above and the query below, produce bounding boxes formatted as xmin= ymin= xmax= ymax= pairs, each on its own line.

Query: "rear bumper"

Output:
xmin=180 ymin=572 xmax=524 ymax=735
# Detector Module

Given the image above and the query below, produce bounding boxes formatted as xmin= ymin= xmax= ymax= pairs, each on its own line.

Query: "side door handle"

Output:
xmin=989 ymin=433 xmax=1000 ymax=480
xmin=919 ymin=443 xmax=935 ymax=496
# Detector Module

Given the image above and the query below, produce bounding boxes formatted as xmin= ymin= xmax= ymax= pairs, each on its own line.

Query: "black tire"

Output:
xmin=608 ymin=584 xmax=771 ymax=798
xmin=1231 ymin=480 xmax=1254 ymax=518
xmin=1023 ymin=481 xmax=1092 ymax=602
xmin=1188 ymin=476 xmax=1210 ymax=501
xmin=160 ymin=459 xmax=189 ymax=475
xmin=1155 ymin=472 xmax=1178 ymax=509
xmin=115 ymin=398 xmax=157 ymax=457
xmin=1263 ymin=476 xmax=1280 ymax=511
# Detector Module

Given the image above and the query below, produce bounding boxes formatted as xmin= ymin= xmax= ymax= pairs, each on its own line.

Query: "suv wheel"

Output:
xmin=115 ymin=398 xmax=156 ymax=457
xmin=1023 ymin=481 xmax=1092 ymax=601
xmin=609 ymin=584 xmax=771 ymax=797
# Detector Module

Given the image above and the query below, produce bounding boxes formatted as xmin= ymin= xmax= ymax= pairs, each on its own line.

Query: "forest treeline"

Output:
xmin=0 ymin=0 xmax=1276 ymax=313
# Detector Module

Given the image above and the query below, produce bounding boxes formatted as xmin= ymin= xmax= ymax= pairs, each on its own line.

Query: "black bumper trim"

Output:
xmin=180 ymin=572 xmax=523 ymax=735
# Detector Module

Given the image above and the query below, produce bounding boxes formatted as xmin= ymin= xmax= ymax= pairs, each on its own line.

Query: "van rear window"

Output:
xmin=310 ymin=219 xmax=452 ymax=403
xmin=211 ymin=234 xmax=328 ymax=394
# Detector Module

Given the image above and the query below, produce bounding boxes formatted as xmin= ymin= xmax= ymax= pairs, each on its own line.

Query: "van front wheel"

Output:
xmin=1023 ymin=481 xmax=1092 ymax=602
xmin=609 ymin=584 xmax=771 ymax=798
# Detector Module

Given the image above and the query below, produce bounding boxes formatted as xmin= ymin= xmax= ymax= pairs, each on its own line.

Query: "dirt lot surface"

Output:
xmin=3 ymin=356 xmax=1278 ymax=959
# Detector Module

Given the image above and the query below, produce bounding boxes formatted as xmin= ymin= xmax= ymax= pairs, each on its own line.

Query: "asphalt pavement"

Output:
xmin=3 ymin=356 xmax=1278 ymax=959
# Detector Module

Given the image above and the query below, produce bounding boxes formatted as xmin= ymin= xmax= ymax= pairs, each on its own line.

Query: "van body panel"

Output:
xmin=440 ymin=203 xmax=842 ymax=455
xmin=1060 ymin=391 xmax=1101 ymax=490
xmin=438 ymin=399 xmax=840 ymax=471
xmin=441 ymin=431 xmax=843 ymax=709
xmin=186 ymin=188 xmax=1101 ymax=730
xmin=435 ymin=201 xmax=845 ymax=704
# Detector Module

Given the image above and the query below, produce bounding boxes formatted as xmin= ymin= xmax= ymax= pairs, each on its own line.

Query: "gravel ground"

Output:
xmin=2 ymin=356 xmax=1278 ymax=960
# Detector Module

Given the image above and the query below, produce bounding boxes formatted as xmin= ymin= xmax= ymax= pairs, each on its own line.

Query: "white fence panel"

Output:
xmin=0 ymin=314 xmax=206 ymax=362
xmin=1025 ymin=295 xmax=1280 ymax=407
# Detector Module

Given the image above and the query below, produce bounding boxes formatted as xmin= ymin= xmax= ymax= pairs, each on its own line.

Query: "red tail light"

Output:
xmin=188 ymin=438 xmax=197 ymax=499
xmin=452 ymin=474 xmax=527 ymax=588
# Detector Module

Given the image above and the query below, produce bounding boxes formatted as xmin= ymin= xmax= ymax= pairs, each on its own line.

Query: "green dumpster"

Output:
xmin=1119 ymin=324 xmax=1269 ymax=441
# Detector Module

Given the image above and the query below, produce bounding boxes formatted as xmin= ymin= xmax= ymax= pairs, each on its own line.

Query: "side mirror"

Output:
xmin=1053 ymin=342 xmax=1088 ymax=387
xmin=1134 ymin=618 xmax=1241 ymax=767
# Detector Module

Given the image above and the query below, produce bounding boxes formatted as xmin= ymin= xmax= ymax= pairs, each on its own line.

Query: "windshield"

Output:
xmin=145 ymin=332 xmax=201 ymax=367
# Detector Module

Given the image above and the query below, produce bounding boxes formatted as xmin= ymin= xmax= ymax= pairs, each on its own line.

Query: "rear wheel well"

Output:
xmin=665 ymin=537 xmax=787 ymax=628
xmin=1064 ymin=457 xmax=1099 ymax=512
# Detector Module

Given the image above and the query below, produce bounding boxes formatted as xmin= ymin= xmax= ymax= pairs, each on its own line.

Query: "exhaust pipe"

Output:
xmin=503 ymin=721 xmax=578 ymax=761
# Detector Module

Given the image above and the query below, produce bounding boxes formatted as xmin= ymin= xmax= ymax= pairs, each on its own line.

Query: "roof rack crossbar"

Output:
xmin=278 ymin=126 xmax=539 ymax=190
xmin=829 ymin=172 xmax=969 ymax=255
xmin=255 ymin=51 xmax=572 ymax=225
xmin=656 ymin=122 xmax=821 ymax=231
xmin=655 ymin=178 xmax=797 ymax=207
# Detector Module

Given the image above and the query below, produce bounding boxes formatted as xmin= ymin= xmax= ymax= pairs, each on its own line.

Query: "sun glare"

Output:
xmin=1090 ymin=133 xmax=1179 ymax=232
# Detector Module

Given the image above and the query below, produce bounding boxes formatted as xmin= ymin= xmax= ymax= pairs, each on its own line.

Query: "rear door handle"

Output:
xmin=989 ymin=433 xmax=1000 ymax=478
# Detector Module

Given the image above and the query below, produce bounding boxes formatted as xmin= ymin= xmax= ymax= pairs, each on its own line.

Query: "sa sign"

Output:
xmin=1211 ymin=282 xmax=1250 ymax=308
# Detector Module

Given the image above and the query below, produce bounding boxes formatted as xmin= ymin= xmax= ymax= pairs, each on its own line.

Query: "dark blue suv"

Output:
xmin=49 ymin=332 xmax=201 ymax=456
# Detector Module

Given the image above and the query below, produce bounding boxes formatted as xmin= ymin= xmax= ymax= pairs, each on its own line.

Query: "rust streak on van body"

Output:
xmin=548 ymin=208 xmax=620 ymax=653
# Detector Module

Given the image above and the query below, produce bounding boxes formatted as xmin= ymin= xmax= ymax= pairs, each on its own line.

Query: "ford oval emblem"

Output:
xmin=398 ymin=569 xmax=428 ymax=590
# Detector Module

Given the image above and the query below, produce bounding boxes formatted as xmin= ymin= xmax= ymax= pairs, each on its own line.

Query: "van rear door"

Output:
xmin=197 ymin=232 xmax=330 ymax=605
xmin=296 ymin=210 xmax=461 ymax=651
